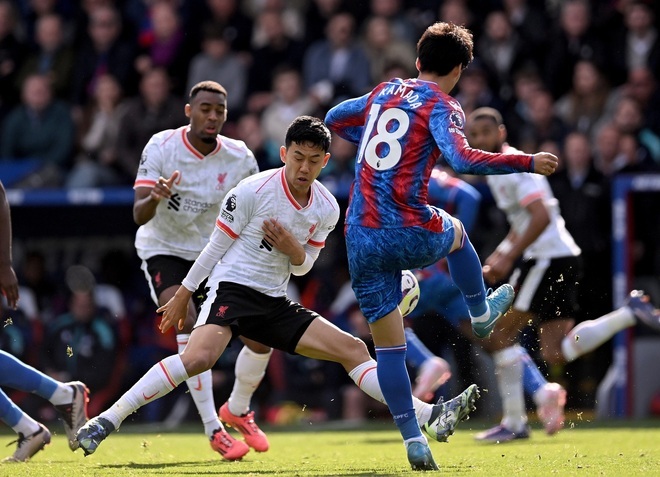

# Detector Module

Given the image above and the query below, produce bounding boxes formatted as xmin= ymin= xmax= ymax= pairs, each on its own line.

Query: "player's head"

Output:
xmin=280 ymin=116 xmax=331 ymax=194
xmin=416 ymin=22 xmax=473 ymax=77
xmin=186 ymin=81 xmax=228 ymax=143
xmin=465 ymin=107 xmax=506 ymax=153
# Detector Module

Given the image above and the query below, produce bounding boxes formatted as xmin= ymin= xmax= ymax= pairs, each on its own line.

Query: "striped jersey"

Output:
xmin=486 ymin=145 xmax=581 ymax=260
xmin=210 ymin=167 xmax=340 ymax=297
xmin=325 ymin=77 xmax=533 ymax=229
xmin=134 ymin=125 xmax=258 ymax=261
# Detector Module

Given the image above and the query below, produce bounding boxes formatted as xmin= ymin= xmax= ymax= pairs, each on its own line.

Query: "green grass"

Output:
xmin=1 ymin=420 xmax=659 ymax=476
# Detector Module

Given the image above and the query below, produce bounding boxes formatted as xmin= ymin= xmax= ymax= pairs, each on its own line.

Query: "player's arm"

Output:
xmin=325 ymin=94 xmax=370 ymax=144
xmin=158 ymin=187 xmax=253 ymax=332
xmin=483 ymin=198 xmax=550 ymax=283
xmin=431 ymin=108 xmax=558 ymax=176
xmin=0 ymin=181 xmax=19 ymax=309
xmin=133 ymin=170 xmax=180 ymax=225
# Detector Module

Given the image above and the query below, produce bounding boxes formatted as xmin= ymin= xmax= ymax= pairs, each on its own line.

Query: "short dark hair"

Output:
xmin=285 ymin=116 xmax=331 ymax=152
xmin=417 ymin=22 xmax=474 ymax=76
xmin=468 ymin=107 xmax=503 ymax=126
xmin=189 ymin=81 xmax=227 ymax=101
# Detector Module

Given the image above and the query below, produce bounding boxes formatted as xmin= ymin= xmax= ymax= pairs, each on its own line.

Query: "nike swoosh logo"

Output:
xmin=492 ymin=311 xmax=503 ymax=323
xmin=193 ymin=376 xmax=202 ymax=391
xmin=143 ymin=391 xmax=159 ymax=400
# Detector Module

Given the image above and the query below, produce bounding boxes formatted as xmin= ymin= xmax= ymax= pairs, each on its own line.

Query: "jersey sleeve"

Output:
xmin=515 ymin=174 xmax=546 ymax=207
xmin=430 ymin=104 xmax=534 ymax=175
xmin=214 ymin=183 xmax=255 ymax=239
xmin=134 ymin=135 xmax=164 ymax=189
xmin=325 ymin=93 xmax=371 ymax=145
xmin=308 ymin=206 xmax=340 ymax=249
xmin=244 ymin=144 xmax=260 ymax=176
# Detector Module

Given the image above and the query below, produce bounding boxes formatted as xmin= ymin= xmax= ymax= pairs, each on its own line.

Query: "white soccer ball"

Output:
xmin=400 ymin=270 xmax=421 ymax=317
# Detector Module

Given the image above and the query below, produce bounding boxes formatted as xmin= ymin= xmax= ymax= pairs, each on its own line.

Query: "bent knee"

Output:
xmin=181 ymin=350 xmax=216 ymax=376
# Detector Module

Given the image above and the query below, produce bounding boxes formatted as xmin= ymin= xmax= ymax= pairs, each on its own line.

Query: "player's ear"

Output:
xmin=184 ymin=104 xmax=191 ymax=119
xmin=322 ymin=152 xmax=330 ymax=168
xmin=279 ymin=145 xmax=287 ymax=164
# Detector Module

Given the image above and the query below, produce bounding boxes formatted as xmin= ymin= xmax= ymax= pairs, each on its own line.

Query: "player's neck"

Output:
xmin=417 ymin=73 xmax=451 ymax=94
xmin=186 ymin=130 xmax=216 ymax=156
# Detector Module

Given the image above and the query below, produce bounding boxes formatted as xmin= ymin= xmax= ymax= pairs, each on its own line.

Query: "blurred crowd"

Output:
xmin=1 ymin=0 xmax=660 ymax=424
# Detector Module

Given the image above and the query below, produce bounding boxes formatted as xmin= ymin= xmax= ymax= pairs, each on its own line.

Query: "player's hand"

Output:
xmin=156 ymin=286 xmax=191 ymax=333
xmin=150 ymin=170 xmax=180 ymax=201
xmin=533 ymin=153 xmax=559 ymax=176
xmin=0 ymin=265 xmax=19 ymax=310
xmin=483 ymin=251 xmax=514 ymax=284
xmin=261 ymin=218 xmax=305 ymax=263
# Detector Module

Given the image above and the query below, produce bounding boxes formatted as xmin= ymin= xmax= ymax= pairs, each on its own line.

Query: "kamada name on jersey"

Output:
xmin=378 ymin=83 xmax=423 ymax=109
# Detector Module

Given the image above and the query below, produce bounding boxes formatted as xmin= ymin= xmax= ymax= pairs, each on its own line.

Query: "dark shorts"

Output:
xmin=345 ymin=210 xmax=455 ymax=323
xmin=197 ymin=281 xmax=318 ymax=354
xmin=509 ymin=255 xmax=583 ymax=322
xmin=142 ymin=255 xmax=207 ymax=309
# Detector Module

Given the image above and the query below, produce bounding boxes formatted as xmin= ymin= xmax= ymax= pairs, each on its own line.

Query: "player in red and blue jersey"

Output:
xmin=325 ymin=21 xmax=559 ymax=471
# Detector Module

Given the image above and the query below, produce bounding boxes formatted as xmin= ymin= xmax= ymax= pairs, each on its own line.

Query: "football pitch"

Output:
xmin=1 ymin=420 xmax=659 ymax=476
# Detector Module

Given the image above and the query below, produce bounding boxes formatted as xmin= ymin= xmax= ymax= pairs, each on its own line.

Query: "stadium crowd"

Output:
xmin=1 ymin=0 xmax=659 ymax=426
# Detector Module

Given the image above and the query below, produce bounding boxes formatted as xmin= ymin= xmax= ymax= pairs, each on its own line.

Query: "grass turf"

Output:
xmin=1 ymin=420 xmax=659 ymax=476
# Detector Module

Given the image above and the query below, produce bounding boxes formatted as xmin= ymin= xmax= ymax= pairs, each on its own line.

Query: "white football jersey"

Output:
xmin=486 ymin=146 xmax=581 ymax=260
xmin=134 ymin=126 xmax=258 ymax=261
xmin=210 ymin=167 xmax=340 ymax=297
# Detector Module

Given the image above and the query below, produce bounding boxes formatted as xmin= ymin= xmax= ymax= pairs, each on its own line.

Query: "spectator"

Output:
xmin=303 ymin=0 xmax=347 ymax=45
xmin=555 ymin=60 xmax=614 ymax=135
xmin=15 ymin=13 xmax=74 ymax=100
xmin=0 ymin=73 xmax=75 ymax=187
xmin=607 ymin=66 xmax=660 ymax=134
xmin=303 ymin=12 xmax=371 ymax=107
xmin=501 ymin=0 xmax=548 ymax=68
xmin=0 ymin=0 xmax=25 ymax=108
xmin=199 ymin=0 xmax=253 ymax=55
xmin=261 ymin=67 xmax=318 ymax=165
xmin=517 ymin=88 xmax=569 ymax=152
xmin=66 ymin=74 xmax=125 ymax=188
xmin=606 ymin=95 xmax=660 ymax=164
xmin=607 ymin=0 xmax=660 ymax=87
xmin=234 ymin=112 xmax=271 ymax=172
xmin=454 ymin=60 xmax=505 ymax=119
xmin=42 ymin=288 xmax=118 ymax=398
xmin=133 ymin=1 xmax=190 ymax=96
xmin=592 ymin=121 xmax=627 ymax=176
xmin=544 ymin=0 xmax=606 ymax=98
xmin=360 ymin=16 xmax=416 ymax=87
xmin=367 ymin=0 xmax=416 ymax=43
xmin=475 ymin=10 xmax=532 ymax=103
xmin=247 ymin=8 xmax=306 ymax=106
xmin=17 ymin=0 xmax=71 ymax=48
xmin=186 ymin=23 xmax=247 ymax=118
xmin=549 ymin=131 xmax=613 ymax=320
xmin=115 ymin=67 xmax=185 ymax=182
xmin=70 ymin=5 xmax=135 ymax=109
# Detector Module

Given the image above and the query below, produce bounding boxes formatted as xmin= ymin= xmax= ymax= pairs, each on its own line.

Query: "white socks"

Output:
xmin=493 ymin=346 xmax=527 ymax=432
xmin=49 ymin=384 xmax=74 ymax=406
xmin=561 ymin=308 xmax=635 ymax=362
xmin=12 ymin=414 xmax=41 ymax=436
xmin=347 ymin=360 xmax=433 ymax=425
xmin=102 ymin=354 xmax=188 ymax=429
xmin=177 ymin=334 xmax=223 ymax=436
xmin=228 ymin=346 xmax=272 ymax=416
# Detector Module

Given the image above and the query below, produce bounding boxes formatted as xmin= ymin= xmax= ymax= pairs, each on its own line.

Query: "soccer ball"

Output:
xmin=399 ymin=270 xmax=421 ymax=317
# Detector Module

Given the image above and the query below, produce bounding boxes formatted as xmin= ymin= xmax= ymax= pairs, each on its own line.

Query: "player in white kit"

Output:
xmin=465 ymin=107 xmax=659 ymax=442
xmin=132 ymin=81 xmax=270 ymax=460
xmin=76 ymin=116 xmax=480 ymax=459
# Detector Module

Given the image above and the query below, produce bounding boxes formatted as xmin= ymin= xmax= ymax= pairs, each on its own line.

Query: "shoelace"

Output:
xmin=6 ymin=427 xmax=42 ymax=449
xmin=213 ymin=431 xmax=234 ymax=447
xmin=243 ymin=412 xmax=260 ymax=433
